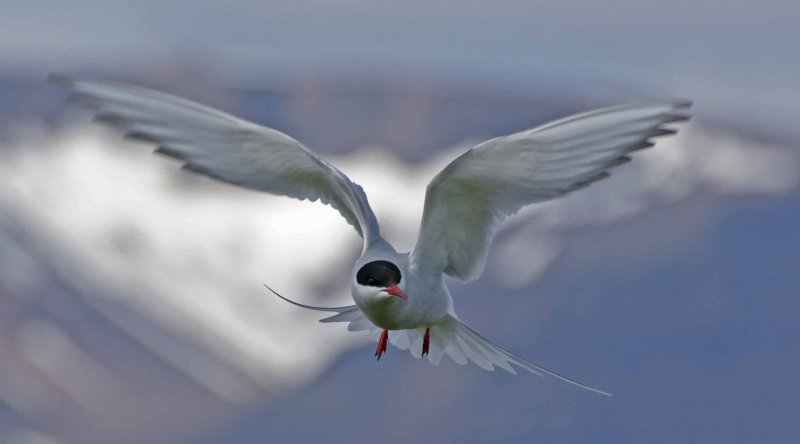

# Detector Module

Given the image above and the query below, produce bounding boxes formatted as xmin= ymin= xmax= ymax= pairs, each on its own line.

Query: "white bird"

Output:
xmin=50 ymin=75 xmax=691 ymax=396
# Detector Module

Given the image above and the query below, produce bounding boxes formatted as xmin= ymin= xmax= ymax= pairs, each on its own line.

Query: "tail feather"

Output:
xmin=387 ymin=314 xmax=612 ymax=396
xmin=344 ymin=316 xmax=374 ymax=332
xmin=266 ymin=285 xmax=610 ymax=396
xmin=318 ymin=307 xmax=361 ymax=322
xmin=453 ymin=331 xmax=495 ymax=371
xmin=264 ymin=284 xmax=372 ymax=332
xmin=442 ymin=341 xmax=468 ymax=366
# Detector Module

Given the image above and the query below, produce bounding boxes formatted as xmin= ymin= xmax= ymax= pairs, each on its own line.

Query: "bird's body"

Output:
xmin=352 ymin=244 xmax=450 ymax=330
xmin=51 ymin=74 xmax=691 ymax=396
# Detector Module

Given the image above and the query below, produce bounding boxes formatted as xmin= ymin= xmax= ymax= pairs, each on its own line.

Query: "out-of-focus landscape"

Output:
xmin=1 ymin=1 xmax=799 ymax=443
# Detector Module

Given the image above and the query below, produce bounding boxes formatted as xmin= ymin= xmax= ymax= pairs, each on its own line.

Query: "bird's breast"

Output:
xmin=354 ymin=281 xmax=451 ymax=330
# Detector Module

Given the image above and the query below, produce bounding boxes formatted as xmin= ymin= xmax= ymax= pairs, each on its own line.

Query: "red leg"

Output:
xmin=422 ymin=327 xmax=430 ymax=356
xmin=375 ymin=329 xmax=389 ymax=360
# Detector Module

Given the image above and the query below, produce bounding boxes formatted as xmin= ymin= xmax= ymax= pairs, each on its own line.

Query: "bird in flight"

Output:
xmin=51 ymin=75 xmax=690 ymax=396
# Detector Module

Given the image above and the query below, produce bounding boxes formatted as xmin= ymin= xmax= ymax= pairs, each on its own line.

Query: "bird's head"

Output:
xmin=353 ymin=260 xmax=407 ymax=302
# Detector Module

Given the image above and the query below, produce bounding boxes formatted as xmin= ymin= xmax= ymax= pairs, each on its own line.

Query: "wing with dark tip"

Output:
xmin=411 ymin=100 xmax=691 ymax=282
xmin=49 ymin=75 xmax=382 ymax=249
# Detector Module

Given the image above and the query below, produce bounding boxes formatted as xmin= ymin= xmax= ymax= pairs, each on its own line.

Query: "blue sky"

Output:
xmin=3 ymin=0 xmax=800 ymax=140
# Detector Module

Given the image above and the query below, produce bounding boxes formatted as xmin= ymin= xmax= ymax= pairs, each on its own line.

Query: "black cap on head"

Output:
xmin=356 ymin=260 xmax=401 ymax=288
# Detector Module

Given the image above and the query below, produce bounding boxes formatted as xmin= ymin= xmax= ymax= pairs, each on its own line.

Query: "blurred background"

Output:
xmin=1 ymin=1 xmax=799 ymax=443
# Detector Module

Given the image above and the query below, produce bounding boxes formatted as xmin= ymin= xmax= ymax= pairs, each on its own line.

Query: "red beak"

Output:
xmin=384 ymin=284 xmax=408 ymax=300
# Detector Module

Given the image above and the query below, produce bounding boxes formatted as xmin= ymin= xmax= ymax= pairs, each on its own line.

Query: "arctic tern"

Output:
xmin=51 ymin=75 xmax=691 ymax=396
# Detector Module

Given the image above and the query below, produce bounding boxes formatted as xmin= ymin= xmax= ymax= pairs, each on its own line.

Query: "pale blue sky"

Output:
xmin=3 ymin=0 xmax=799 ymax=142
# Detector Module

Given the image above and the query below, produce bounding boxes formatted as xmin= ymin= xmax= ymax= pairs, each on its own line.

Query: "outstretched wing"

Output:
xmin=50 ymin=75 xmax=381 ymax=249
xmin=411 ymin=100 xmax=691 ymax=281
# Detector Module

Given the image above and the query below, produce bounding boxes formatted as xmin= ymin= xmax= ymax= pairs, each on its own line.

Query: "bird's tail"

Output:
xmin=378 ymin=314 xmax=612 ymax=396
xmin=264 ymin=284 xmax=373 ymax=332
xmin=265 ymin=285 xmax=610 ymax=396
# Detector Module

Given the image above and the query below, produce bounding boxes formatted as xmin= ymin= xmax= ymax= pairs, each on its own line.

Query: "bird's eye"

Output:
xmin=367 ymin=278 xmax=377 ymax=285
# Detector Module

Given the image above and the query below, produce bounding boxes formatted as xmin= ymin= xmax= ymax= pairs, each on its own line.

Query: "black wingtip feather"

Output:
xmin=155 ymin=145 xmax=184 ymax=159
xmin=630 ymin=141 xmax=655 ymax=152
xmin=606 ymin=156 xmax=632 ymax=168
xmin=92 ymin=113 xmax=127 ymax=126
xmin=649 ymin=128 xmax=678 ymax=138
xmin=569 ymin=171 xmax=611 ymax=191
xmin=124 ymin=131 xmax=160 ymax=145
xmin=181 ymin=162 xmax=213 ymax=176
